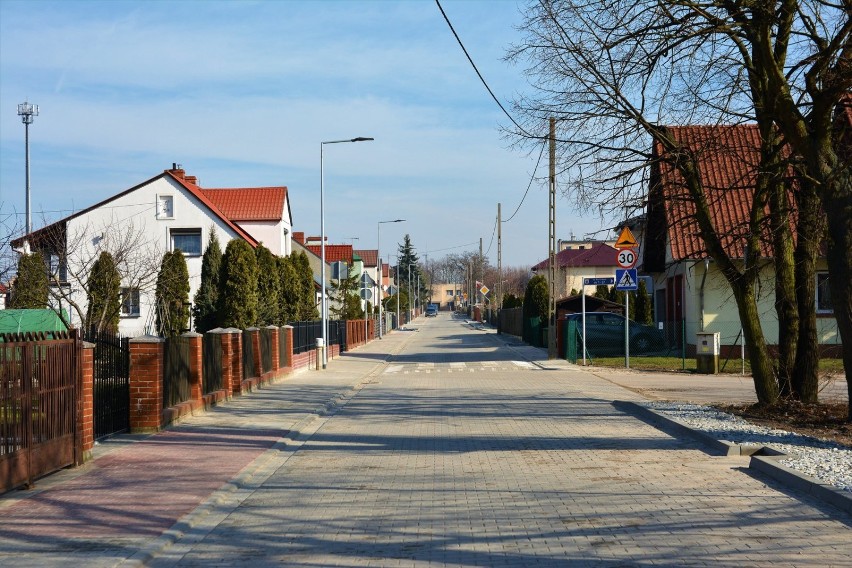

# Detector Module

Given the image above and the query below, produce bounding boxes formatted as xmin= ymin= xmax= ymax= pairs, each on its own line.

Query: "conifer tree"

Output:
xmin=86 ymin=251 xmax=121 ymax=334
xmin=10 ymin=252 xmax=49 ymax=309
xmin=255 ymin=244 xmax=281 ymax=326
xmin=193 ymin=229 xmax=223 ymax=332
xmin=155 ymin=250 xmax=190 ymax=337
xmin=219 ymin=239 xmax=258 ymax=329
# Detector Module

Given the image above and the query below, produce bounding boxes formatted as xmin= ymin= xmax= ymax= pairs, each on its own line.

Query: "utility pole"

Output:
xmin=497 ymin=202 xmax=502 ymax=309
xmin=548 ymin=117 xmax=557 ymax=359
xmin=479 ymin=237 xmax=483 ymax=306
xmin=18 ymin=101 xmax=38 ymax=236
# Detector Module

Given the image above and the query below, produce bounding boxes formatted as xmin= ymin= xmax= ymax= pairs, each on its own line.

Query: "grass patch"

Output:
xmin=586 ymin=356 xmax=844 ymax=375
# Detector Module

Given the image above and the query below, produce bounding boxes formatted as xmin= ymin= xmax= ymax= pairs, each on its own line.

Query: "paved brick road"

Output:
xmin=1 ymin=314 xmax=850 ymax=567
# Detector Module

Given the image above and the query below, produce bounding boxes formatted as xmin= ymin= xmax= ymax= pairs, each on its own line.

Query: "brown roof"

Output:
xmin=532 ymin=242 xmax=620 ymax=270
xmin=354 ymin=249 xmax=378 ymax=267
xmin=202 ymin=187 xmax=287 ymax=222
xmin=305 ymin=244 xmax=354 ymax=264
xmin=648 ymin=125 xmax=784 ymax=262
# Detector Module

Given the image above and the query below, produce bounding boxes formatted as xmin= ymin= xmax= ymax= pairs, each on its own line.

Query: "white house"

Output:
xmin=12 ymin=166 xmax=292 ymax=336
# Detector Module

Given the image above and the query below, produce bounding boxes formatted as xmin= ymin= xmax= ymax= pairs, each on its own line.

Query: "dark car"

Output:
xmin=425 ymin=304 xmax=438 ymax=317
xmin=564 ymin=312 xmax=665 ymax=356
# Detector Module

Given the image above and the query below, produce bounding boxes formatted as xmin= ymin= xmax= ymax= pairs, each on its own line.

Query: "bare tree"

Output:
xmin=29 ymin=217 xmax=163 ymax=332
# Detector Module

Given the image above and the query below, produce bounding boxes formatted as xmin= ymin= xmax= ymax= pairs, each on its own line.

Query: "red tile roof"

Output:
xmin=201 ymin=187 xmax=287 ymax=222
xmin=354 ymin=249 xmax=378 ymax=267
xmin=532 ymin=242 xmax=620 ymax=270
xmin=649 ymin=125 xmax=783 ymax=261
xmin=305 ymin=244 xmax=354 ymax=264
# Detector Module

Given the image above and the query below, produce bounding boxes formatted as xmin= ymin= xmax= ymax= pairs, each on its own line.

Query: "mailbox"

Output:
xmin=695 ymin=332 xmax=720 ymax=374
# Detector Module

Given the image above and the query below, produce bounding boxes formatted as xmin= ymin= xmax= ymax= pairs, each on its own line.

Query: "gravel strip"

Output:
xmin=645 ymin=402 xmax=852 ymax=494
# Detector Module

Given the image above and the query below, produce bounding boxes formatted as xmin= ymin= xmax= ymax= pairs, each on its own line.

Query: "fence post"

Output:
xmin=229 ymin=329 xmax=243 ymax=395
xmin=216 ymin=329 xmax=233 ymax=399
xmin=79 ymin=341 xmax=95 ymax=463
xmin=266 ymin=326 xmax=279 ymax=374
xmin=183 ymin=332 xmax=203 ymax=404
xmin=281 ymin=325 xmax=294 ymax=369
xmin=129 ymin=335 xmax=165 ymax=433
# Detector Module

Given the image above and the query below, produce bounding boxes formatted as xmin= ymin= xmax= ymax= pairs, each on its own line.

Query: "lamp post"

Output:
xmin=320 ymin=136 xmax=373 ymax=368
xmin=18 ymin=101 xmax=39 ymax=236
xmin=377 ymin=219 xmax=405 ymax=338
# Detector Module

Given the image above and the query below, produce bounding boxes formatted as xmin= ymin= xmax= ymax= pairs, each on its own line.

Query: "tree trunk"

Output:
xmin=769 ymin=175 xmax=798 ymax=398
xmin=733 ymin=279 xmax=780 ymax=405
xmin=792 ymin=180 xmax=823 ymax=403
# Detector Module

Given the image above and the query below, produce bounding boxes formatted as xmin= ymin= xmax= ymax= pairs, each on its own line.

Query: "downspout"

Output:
xmin=699 ymin=258 xmax=710 ymax=331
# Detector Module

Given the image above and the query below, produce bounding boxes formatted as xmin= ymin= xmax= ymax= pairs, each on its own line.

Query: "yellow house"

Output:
xmin=642 ymin=124 xmax=839 ymax=355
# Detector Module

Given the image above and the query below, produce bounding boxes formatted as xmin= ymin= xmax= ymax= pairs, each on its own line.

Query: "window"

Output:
xmin=446 ymin=289 xmax=454 ymax=297
xmin=816 ymin=272 xmax=832 ymax=313
xmin=157 ymin=195 xmax=174 ymax=219
xmin=121 ymin=287 xmax=140 ymax=317
xmin=171 ymin=229 xmax=202 ymax=256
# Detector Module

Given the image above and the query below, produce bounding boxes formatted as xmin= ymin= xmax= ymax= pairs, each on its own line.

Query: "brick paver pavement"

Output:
xmin=1 ymin=313 xmax=850 ymax=567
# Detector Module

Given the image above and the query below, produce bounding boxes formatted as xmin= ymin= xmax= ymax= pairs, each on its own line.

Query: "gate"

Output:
xmin=86 ymin=330 xmax=130 ymax=440
xmin=1 ymin=330 xmax=81 ymax=492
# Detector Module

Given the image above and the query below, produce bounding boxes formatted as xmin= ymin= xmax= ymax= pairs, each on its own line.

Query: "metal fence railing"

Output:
xmin=242 ymin=329 xmax=256 ymax=380
xmin=163 ymin=336 xmax=191 ymax=408
xmin=202 ymin=332 xmax=223 ymax=394
xmin=260 ymin=328 xmax=273 ymax=374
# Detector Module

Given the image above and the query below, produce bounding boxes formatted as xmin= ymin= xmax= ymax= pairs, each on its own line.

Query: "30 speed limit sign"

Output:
xmin=616 ymin=248 xmax=637 ymax=269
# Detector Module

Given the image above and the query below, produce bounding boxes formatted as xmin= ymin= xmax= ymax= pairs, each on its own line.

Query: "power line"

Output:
xmin=435 ymin=0 xmax=535 ymax=139
xmin=425 ymin=241 xmax=479 ymax=254
xmin=503 ymin=142 xmax=546 ymax=223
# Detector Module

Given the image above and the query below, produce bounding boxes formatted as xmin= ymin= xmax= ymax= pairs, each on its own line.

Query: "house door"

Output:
xmin=666 ymin=275 xmax=684 ymax=348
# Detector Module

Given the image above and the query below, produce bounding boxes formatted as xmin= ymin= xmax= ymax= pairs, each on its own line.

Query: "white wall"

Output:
xmin=63 ymin=176 xmax=246 ymax=337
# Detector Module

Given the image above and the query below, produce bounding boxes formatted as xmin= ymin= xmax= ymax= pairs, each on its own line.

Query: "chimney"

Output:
xmin=184 ymin=175 xmax=198 ymax=185
xmin=292 ymin=231 xmax=305 ymax=245
xmin=168 ymin=163 xmax=185 ymax=179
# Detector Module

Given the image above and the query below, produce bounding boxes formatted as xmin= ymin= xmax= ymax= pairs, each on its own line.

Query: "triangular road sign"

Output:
xmin=614 ymin=226 xmax=638 ymax=249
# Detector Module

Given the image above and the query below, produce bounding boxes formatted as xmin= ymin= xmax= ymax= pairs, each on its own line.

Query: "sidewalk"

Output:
xmin=0 ymin=327 xmax=418 ymax=567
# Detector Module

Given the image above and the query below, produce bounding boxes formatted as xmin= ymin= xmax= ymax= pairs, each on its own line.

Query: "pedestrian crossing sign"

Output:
xmin=615 ymin=268 xmax=638 ymax=291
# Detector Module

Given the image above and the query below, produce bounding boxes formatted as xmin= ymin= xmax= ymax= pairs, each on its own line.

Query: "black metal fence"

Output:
xmin=260 ymin=328 xmax=273 ymax=374
xmin=163 ymin=336 xmax=191 ymax=407
xmin=242 ymin=329 xmax=256 ymax=380
xmin=290 ymin=321 xmax=322 ymax=354
xmin=83 ymin=329 xmax=130 ymax=440
xmin=202 ymin=332 xmax=223 ymax=394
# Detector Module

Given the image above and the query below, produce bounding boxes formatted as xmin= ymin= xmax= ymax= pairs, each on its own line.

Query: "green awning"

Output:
xmin=0 ymin=309 xmax=69 ymax=334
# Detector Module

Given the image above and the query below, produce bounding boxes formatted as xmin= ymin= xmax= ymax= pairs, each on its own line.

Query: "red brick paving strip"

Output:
xmin=0 ymin=426 xmax=284 ymax=540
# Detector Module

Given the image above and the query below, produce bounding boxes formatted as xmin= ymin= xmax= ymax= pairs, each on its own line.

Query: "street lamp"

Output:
xmin=321 ymin=136 xmax=373 ymax=368
xmin=377 ymin=219 xmax=405 ymax=338
xmin=18 ymin=101 xmax=39 ymax=235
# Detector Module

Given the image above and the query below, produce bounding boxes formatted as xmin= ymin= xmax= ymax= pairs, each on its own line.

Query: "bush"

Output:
xmin=255 ymin=244 xmax=280 ymax=326
xmin=523 ymin=274 xmax=549 ymax=322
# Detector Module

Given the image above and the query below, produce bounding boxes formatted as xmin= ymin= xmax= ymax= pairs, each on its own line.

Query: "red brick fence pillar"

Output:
xmin=129 ymin=335 xmax=165 ymax=434
xmin=79 ymin=341 xmax=95 ymax=463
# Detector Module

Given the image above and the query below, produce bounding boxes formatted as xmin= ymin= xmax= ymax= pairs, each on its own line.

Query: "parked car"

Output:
xmin=425 ymin=304 xmax=439 ymax=317
xmin=564 ymin=312 xmax=665 ymax=356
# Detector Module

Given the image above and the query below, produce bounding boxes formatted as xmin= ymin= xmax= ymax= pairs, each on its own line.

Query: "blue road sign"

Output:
xmin=583 ymin=277 xmax=615 ymax=286
xmin=615 ymin=269 xmax=639 ymax=291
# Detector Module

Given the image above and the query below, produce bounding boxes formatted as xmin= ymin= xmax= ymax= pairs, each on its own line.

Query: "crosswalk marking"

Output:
xmin=383 ymin=361 xmax=538 ymax=374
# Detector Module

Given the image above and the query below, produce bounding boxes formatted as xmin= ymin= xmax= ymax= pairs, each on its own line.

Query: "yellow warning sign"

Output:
xmin=614 ymin=226 xmax=638 ymax=249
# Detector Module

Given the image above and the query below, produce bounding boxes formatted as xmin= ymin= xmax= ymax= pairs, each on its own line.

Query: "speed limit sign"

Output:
xmin=616 ymin=248 xmax=637 ymax=269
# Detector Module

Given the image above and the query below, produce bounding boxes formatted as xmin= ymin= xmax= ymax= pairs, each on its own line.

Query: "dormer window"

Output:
xmin=157 ymin=195 xmax=174 ymax=219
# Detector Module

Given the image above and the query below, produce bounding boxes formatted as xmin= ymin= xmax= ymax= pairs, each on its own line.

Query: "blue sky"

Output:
xmin=0 ymin=0 xmax=606 ymax=268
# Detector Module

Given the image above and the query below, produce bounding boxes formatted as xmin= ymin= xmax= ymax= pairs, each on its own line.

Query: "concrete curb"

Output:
xmin=613 ymin=400 xmax=852 ymax=515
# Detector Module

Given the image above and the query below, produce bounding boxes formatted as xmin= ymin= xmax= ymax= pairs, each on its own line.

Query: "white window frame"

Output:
xmin=120 ymin=287 xmax=141 ymax=317
xmin=816 ymin=272 xmax=832 ymax=313
xmin=170 ymin=228 xmax=202 ymax=256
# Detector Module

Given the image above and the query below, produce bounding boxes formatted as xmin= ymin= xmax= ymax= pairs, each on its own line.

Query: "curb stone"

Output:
xmin=613 ymin=400 xmax=852 ymax=515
